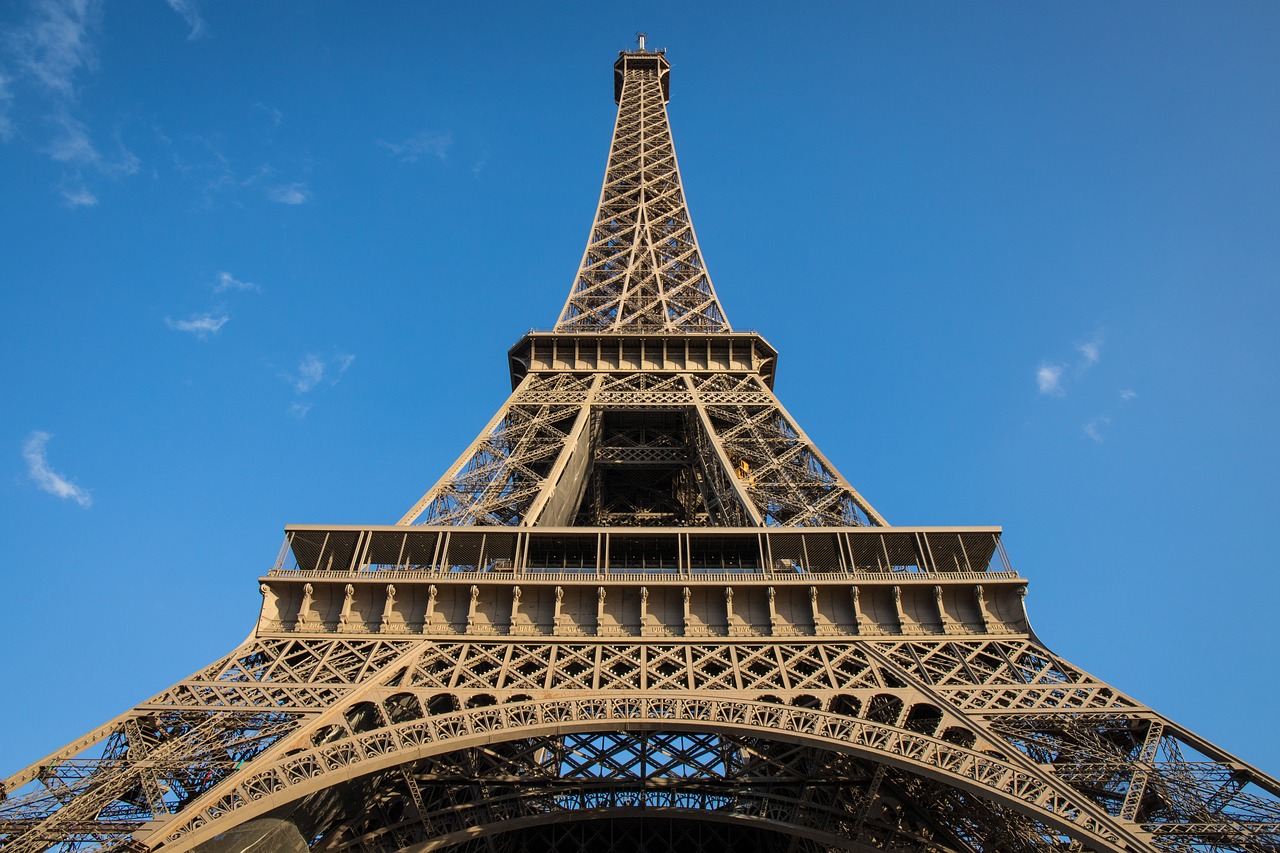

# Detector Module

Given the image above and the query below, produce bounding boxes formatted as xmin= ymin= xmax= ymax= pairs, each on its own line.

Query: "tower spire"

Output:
xmin=556 ymin=47 xmax=729 ymax=333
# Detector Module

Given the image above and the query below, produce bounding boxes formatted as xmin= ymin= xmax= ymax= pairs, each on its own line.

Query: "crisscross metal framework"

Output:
xmin=5 ymin=634 xmax=1279 ymax=852
xmin=3 ymin=44 xmax=1278 ymax=853
xmin=556 ymin=50 xmax=727 ymax=333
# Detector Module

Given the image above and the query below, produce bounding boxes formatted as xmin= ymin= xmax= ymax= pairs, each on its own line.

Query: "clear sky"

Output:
xmin=2 ymin=1 xmax=1279 ymax=780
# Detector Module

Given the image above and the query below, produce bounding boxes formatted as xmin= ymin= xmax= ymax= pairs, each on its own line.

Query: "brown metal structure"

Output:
xmin=3 ymin=43 xmax=1279 ymax=853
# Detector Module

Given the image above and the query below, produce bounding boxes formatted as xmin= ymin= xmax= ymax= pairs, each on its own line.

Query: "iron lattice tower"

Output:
xmin=4 ymin=45 xmax=1279 ymax=853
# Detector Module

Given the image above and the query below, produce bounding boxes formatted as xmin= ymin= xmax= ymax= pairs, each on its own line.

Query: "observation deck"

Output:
xmin=508 ymin=331 xmax=778 ymax=389
xmin=258 ymin=525 xmax=1030 ymax=638
xmin=614 ymin=48 xmax=670 ymax=103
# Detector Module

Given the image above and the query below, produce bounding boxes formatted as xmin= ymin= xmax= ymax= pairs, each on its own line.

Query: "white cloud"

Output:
xmin=45 ymin=111 xmax=96 ymax=164
xmin=289 ymin=401 xmax=312 ymax=419
xmin=290 ymin=354 xmax=325 ymax=392
xmin=0 ymin=72 xmax=14 ymax=141
xmin=45 ymin=111 xmax=138 ymax=176
xmin=1036 ymin=363 xmax=1064 ymax=395
xmin=23 ymin=431 xmax=91 ymax=507
xmin=214 ymin=271 xmax=258 ymax=292
xmin=377 ymin=130 xmax=452 ymax=162
xmin=1037 ymin=333 xmax=1105 ymax=397
xmin=267 ymin=182 xmax=309 ymax=204
xmin=2 ymin=4 xmax=149 ymax=201
xmin=163 ymin=0 xmax=208 ymax=40
xmin=166 ymin=311 xmax=228 ymax=338
xmin=10 ymin=0 xmax=101 ymax=98
xmin=61 ymin=185 xmax=97 ymax=207
xmin=1120 ymin=389 xmax=1137 ymax=401
xmin=1084 ymin=416 xmax=1110 ymax=443
xmin=285 ymin=352 xmax=354 ymax=394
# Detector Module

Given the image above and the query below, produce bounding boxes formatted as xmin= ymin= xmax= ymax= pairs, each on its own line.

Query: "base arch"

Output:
xmin=153 ymin=695 xmax=1133 ymax=853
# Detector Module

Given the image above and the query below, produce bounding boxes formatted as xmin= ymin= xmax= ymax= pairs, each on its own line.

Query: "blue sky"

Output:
xmin=3 ymin=1 xmax=1279 ymax=779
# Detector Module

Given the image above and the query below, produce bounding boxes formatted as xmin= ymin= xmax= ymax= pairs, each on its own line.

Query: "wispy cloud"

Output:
xmin=45 ymin=110 xmax=97 ymax=165
xmin=1036 ymin=363 xmax=1064 ymax=395
xmin=163 ymin=0 xmax=208 ymax=40
xmin=179 ymin=146 xmax=270 ymax=204
xmin=61 ymin=184 xmax=97 ymax=207
xmin=282 ymin=352 xmax=352 ymax=415
xmin=289 ymin=354 xmax=325 ymax=393
xmin=0 ymin=72 xmax=14 ymax=141
xmin=2 ymin=0 xmax=147 ymax=200
xmin=9 ymin=0 xmax=101 ymax=98
xmin=377 ymin=130 xmax=452 ymax=162
xmin=166 ymin=311 xmax=228 ymax=339
xmin=167 ymin=272 xmax=254 ymax=336
xmin=267 ymin=182 xmax=309 ymax=204
xmin=1039 ymin=334 xmax=1128 ymax=441
xmin=23 ymin=431 xmax=91 ymax=507
xmin=285 ymin=353 xmax=354 ymax=393
xmin=1037 ymin=332 xmax=1105 ymax=396
xmin=45 ymin=110 xmax=138 ymax=176
xmin=214 ymin=271 xmax=258 ymax=293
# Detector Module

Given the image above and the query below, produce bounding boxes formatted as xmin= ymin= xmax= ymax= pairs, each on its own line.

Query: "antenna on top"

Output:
xmin=636 ymin=32 xmax=647 ymax=52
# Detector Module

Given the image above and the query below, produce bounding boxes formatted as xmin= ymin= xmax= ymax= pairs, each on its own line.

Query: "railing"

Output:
xmin=263 ymin=567 xmax=1020 ymax=583
xmin=274 ymin=525 xmax=1014 ymax=579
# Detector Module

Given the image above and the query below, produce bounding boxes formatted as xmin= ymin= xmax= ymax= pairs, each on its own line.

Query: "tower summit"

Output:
xmin=564 ymin=46 xmax=713 ymax=331
xmin=398 ymin=43 xmax=883 ymax=530
xmin=3 ymin=45 xmax=1279 ymax=853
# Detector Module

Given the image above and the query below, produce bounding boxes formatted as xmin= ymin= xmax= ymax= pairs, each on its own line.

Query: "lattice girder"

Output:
xmin=315 ymin=735 xmax=987 ymax=853
xmin=0 ymin=637 xmax=423 ymax=853
xmin=556 ymin=53 xmax=727 ymax=333
xmin=7 ymin=628 xmax=1280 ymax=852
xmin=399 ymin=370 xmax=885 ymax=528
xmin=139 ymin=693 xmax=1138 ymax=853
xmin=399 ymin=374 xmax=600 ymax=526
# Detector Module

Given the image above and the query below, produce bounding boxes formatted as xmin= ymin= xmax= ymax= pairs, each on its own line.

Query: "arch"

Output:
xmin=343 ymin=701 xmax=383 ymax=734
xmin=790 ymin=694 xmax=822 ymax=710
xmin=940 ymin=726 xmax=976 ymax=749
xmin=310 ymin=724 xmax=345 ymax=747
xmin=902 ymin=703 xmax=943 ymax=736
xmin=315 ymin=737 xmax=936 ymax=853
xmin=383 ymin=692 xmax=423 ymax=724
xmin=828 ymin=694 xmax=860 ymax=717
xmin=426 ymin=692 xmax=459 ymax=715
xmin=157 ymin=695 xmax=1133 ymax=853
xmin=863 ymin=693 xmax=903 ymax=726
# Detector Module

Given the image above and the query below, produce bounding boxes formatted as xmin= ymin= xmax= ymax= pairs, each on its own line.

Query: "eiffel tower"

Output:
xmin=4 ymin=41 xmax=1278 ymax=853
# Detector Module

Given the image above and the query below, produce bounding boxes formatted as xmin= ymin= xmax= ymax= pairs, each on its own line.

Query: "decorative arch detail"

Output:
xmin=155 ymin=695 xmax=1131 ymax=853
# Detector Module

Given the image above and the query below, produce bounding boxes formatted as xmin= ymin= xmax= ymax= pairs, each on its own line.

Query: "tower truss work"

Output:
xmin=3 ymin=45 xmax=1279 ymax=853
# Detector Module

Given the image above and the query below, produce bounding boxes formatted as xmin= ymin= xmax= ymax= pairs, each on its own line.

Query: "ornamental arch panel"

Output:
xmin=157 ymin=696 xmax=1133 ymax=853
